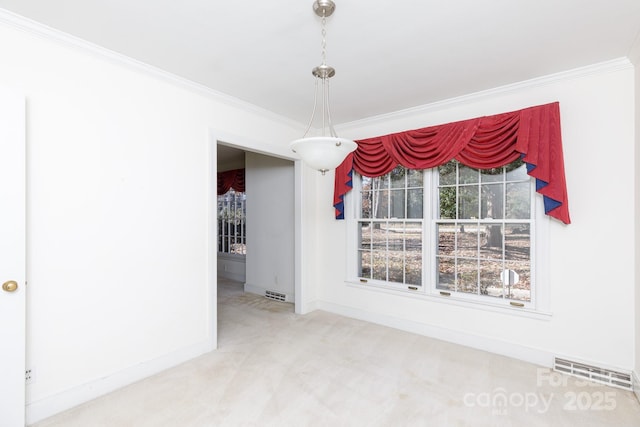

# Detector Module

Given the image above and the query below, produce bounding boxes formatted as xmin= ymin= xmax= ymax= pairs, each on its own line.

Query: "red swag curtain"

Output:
xmin=217 ymin=169 xmax=245 ymax=195
xmin=334 ymin=102 xmax=570 ymax=224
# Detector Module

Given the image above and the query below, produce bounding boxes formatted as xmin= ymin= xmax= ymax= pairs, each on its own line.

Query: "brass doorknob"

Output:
xmin=2 ymin=280 xmax=18 ymax=292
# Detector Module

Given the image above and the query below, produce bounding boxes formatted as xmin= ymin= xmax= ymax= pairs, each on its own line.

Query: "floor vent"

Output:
xmin=554 ymin=357 xmax=632 ymax=391
xmin=265 ymin=290 xmax=287 ymax=302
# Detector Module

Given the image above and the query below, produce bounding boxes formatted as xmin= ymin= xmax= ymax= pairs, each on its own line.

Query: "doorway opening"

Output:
xmin=210 ymin=135 xmax=302 ymax=349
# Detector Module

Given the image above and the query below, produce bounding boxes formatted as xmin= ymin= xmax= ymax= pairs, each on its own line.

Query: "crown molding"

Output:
xmin=0 ymin=8 xmax=302 ymax=131
xmin=336 ymin=57 xmax=633 ymax=132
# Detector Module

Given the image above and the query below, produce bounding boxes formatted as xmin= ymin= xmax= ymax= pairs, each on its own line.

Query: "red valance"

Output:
xmin=217 ymin=168 xmax=245 ymax=195
xmin=334 ymin=102 xmax=570 ymax=224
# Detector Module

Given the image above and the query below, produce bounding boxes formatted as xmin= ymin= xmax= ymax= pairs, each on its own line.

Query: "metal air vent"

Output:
xmin=554 ymin=357 xmax=632 ymax=391
xmin=265 ymin=290 xmax=287 ymax=302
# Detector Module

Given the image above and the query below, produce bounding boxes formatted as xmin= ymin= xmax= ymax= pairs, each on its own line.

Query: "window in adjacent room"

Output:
xmin=217 ymin=189 xmax=246 ymax=255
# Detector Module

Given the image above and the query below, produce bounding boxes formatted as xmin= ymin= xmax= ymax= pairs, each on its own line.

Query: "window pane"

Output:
xmin=457 ymin=259 xmax=479 ymax=294
xmin=407 ymin=189 xmax=423 ymax=218
xmin=407 ymin=169 xmax=423 ymax=187
xmin=390 ymin=190 xmax=406 ymax=218
xmin=481 ymin=223 xmax=504 ymax=256
xmin=373 ymin=189 xmax=388 ymax=219
xmin=458 ymin=186 xmax=479 ymax=219
xmin=358 ymin=250 xmax=372 ymax=279
xmin=457 ymin=227 xmax=479 ymax=259
xmin=437 ymin=257 xmax=455 ymax=291
xmin=481 ymin=167 xmax=504 ymax=183
xmin=387 ymin=222 xmax=405 ymax=284
xmin=481 ymin=183 xmax=504 ymax=219
xmin=361 ymin=190 xmax=373 ymax=218
xmin=437 ymin=224 xmax=456 ymax=256
xmin=358 ymin=222 xmax=371 ymax=250
xmin=506 ymin=182 xmax=531 ymax=219
xmin=370 ymin=223 xmax=386 ymax=251
xmin=361 ymin=175 xmax=373 ymax=219
xmin=506 ymin=161 xmax=528 ymax=181
xmin=372 ymin=175 xmax=387 ymax=190
xmin=388 ymin=254 xmax=404 ymax=284
xmin=404 ymin=222 xmax=422 ymax=250
xmin=405 ymin=229 xmax=422 ymax=286
xmin=505 ymin=224 xmax=530 ymax=261
xmin=372 ymin=251 xmax=387 ymax=281
xmin=390 ymin=166 xmax=406 ymax=188
xmin=504 ymin=261 xmax=530 ymax=302
xmin=439 ymin=187 xmax=457 ymax=219
xmin=480 ymin=260 xmax=504 ymax=298
xmin=438 ymin=161 xmax=457 ymax=185
xmin=387 ymin=222 xmax=404 ymax=251
xmin=459 ymin=164 xmax=478 ymax=184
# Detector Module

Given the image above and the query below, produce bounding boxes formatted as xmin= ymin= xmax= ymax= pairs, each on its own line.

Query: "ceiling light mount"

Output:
xmin=289 ymin=0 xmax=357 ymax=175
xmin=313 ymin=0 xmax=336 ymax=18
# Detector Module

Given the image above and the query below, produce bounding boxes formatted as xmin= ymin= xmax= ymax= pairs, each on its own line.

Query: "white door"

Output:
xmin=0 ymin=88 xmax=26 ymax=426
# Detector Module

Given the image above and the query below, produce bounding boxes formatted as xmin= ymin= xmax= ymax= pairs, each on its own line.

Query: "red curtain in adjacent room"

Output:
xmin=217 ymin=169 xmax=245 ymax=195
xmin=334 ymin=102 xmax=570 ymax=224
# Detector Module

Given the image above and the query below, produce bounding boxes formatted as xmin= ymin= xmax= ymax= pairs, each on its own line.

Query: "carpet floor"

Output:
xmin=32 ymin=278 xmax=640 ymax=426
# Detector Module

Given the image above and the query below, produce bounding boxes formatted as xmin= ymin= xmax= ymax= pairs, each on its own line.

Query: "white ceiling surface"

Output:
xmin=1 ymin=1 xmax=640 ymax=126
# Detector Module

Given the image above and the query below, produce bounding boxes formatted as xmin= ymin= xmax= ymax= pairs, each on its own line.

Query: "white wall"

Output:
xmin=631 ymin=42 xmax=640 ymax=391
xmin=0 ymin=18 xmax=300 ymax=423
xmin=312 ymin=60 xmax=637 ymax=371
xmin=245 ymin=152 xmax=295 ymax=300
xmin=217 ymin=254 xmax=246 ymax=282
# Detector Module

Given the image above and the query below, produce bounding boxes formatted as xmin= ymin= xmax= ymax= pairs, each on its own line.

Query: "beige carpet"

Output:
xmin=33 ymin=279 xmax=640 ymax=426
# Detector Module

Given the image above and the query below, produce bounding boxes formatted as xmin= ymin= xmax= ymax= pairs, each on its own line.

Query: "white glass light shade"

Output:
xmin=290 ymin=136 xmax=357 ymax=173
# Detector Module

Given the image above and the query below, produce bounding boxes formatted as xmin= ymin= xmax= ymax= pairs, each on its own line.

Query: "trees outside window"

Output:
xmin=436 ymin=159 xmax=531 ymax=301
xmin=351 ymin=158 xmax=537 ymax=307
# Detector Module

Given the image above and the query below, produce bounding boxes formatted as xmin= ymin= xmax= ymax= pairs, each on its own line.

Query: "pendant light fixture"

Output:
xmin=289 ymin=0 xmax=357 ymax=175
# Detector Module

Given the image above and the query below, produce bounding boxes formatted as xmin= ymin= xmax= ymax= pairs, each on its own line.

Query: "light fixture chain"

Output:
xmin=321 ymin=14 xmax=327 ymax=66
xmin=289 ymin=1 xmax=357 ymax=175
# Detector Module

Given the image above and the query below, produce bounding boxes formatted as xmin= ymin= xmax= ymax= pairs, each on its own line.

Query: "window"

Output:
xmin=358 ymin=168 xmax=424 ymax=288
xmin=436 ymin=159 xmax=531 ymax=302
xmin=350 ymin=158 xmax=547 ymax=311
xmin=217 ymin=189 xmax=246 ymax=255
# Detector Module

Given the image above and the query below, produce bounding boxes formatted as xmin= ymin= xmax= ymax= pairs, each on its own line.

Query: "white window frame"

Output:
xmin=345 ymin=165 xmax=550 ymax=317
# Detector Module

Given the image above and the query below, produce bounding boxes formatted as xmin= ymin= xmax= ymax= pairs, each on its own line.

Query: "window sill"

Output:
xmin=345 ymin=280 xmax=552 ymax=321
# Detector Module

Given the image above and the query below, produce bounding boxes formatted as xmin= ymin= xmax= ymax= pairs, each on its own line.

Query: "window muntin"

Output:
xmin=217 ymin=189 xmax=246 ymax=255
xmin=352 ymin=159 xmax=536 ymax=308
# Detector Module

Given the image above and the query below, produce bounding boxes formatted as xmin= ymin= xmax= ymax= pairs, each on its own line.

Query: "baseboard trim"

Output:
xmin=26 ymin=339 xmax=214 ymax=425
xmin=633 ymin=371 xmax=640 ymax=403
xmin=316 ymin=301 xmax=554 ymax=368
xmin=217 ymin=271 xmax=246 ymax=283
xmin=298 ymin=299 xmax=320 ymax=315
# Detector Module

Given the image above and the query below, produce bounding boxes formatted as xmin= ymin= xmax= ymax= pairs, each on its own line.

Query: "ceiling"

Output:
xmin=1 ymin=1 xmax=639 ymax=126
xmin=217 ymin=144 xmax=246 ymax=170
